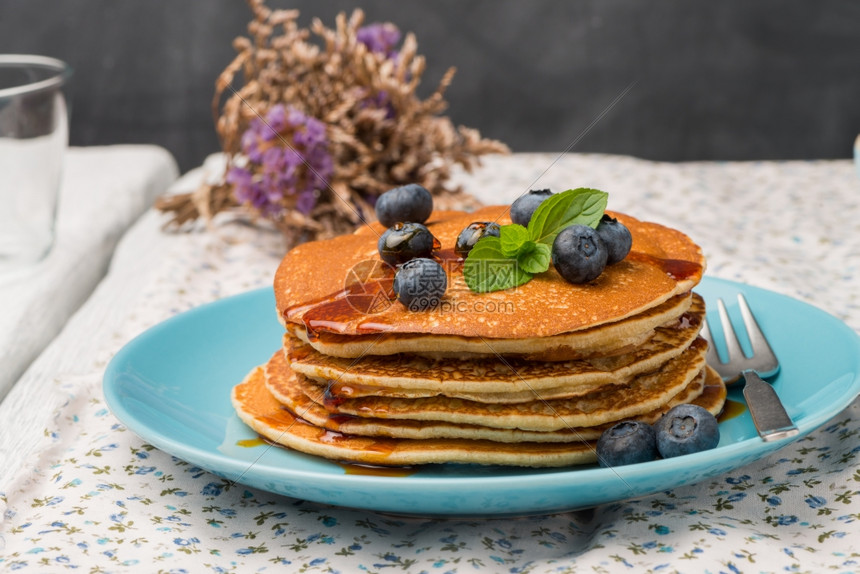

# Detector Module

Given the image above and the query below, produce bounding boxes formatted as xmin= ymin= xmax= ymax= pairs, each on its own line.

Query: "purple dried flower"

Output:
xmin=356 ymin=23 xmax=402 ymax=119
xmin=226 ymin=165 xmax=251 ymax=188
xmin=230 ymin=104 xmax=333 ymax=217
xmin=362 ymin=89 xmax=396 ymax=119
xmin=296 ymin=191 xmax=317 ymax=215
xmin=287 ymin=107 xmax=307 ymax=128
xmin=357 ymin=23 xmax=401 ymax=59
xmin=240 ymin=129 xmax=263 ymax=163
xmin=228 ymin=166 xmax=273 ymax=215
xmin=267 ymin=105 xmax=287 ymax=132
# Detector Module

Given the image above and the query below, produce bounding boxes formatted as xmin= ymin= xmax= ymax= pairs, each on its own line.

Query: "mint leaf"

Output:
xmin=499 ymin=224 xmax=530 ymax=257
xmin=463 ymin=188 xmax=611 ymax=293
xmin=527 ymin=188 xmax=608 ymax=246
xmin=463 ymin=236 xmax=533 ymax=293
xmin=517 ymin=242 xmax=552 ymax=274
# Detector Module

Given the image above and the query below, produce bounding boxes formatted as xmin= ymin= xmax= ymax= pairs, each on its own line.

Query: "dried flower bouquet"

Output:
xmin=156 ymin=0 xmax=508 ymax=246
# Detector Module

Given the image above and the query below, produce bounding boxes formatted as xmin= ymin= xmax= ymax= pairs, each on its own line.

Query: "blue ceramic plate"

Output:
xmin=103 ymin=277 xmax=860 ymax=516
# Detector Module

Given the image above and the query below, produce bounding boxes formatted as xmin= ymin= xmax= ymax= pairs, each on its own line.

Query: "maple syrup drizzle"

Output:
xmin=329 ymin=381 xmax=358 ymax=397
xmin=283 ymin=242 xmax=468 ymax=339
xmin=283 ymin=256 xmax=398 ymax=336
xmin=236 ymin=437 xmax=266 ymax=448
xmin=434 ymin=248 xmax=464 ymax=272
xmin=337 ymin=462 xmax=418 ymax=477
xmin=323 ymin=382 xmax=347 ymax=411
xmin=315 ymin=426 xmax=398 ymax=456
xmin=287 ymin=249 xmax=700 ymax=341
xmin=327 ymin=413 xmax=358 ymax=426
xmin=238 ymin=437 xmax=412 ymax=476
xmin=236 ymin=434 xmax=283 ymax=448
xmin=717 ymin=398 xmax=747 ymax=423
xmin=295 ymin=275 xmax=396 ymax=340
xmin=625 ymin=251 xmax=702 ymax=281
xmin=326 ymin=381 xmax=392 ymax=399
xmin=283 ymin=289 xmax=348 ymax=322
xmin=289 ymin=410 xmax=322 ymax=428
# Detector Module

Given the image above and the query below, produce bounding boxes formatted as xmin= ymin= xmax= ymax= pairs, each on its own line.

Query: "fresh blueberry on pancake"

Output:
xmin=510 ymin=188 xmax=552 ymax=226
xmin=375 ymin=183 xmax=433 ymax=227
xmin=551 ymin=224 xmax=608 ymax=284
xmin=654 ymin=404 xmax=720 ymax=458
xmin=455 ymin=221 xmax=501 ymax=257
xmin=596 ymin=214 xmax=633 ymax=265
xmin=596 ymin=421 xmax=659 ymax=467
xmin=377 ymin=222 xmax=438 ymax=266
xmin=393 ymin=258 xmax=447 ymax=311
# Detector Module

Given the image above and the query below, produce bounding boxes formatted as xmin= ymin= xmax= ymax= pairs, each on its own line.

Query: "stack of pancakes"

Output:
xmin=232 ymin=206 xmax=726 ymax=467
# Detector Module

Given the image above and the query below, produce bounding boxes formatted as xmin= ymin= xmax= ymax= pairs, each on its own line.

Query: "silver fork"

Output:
xmin=701 ymin=293 xmax=799 ymax=441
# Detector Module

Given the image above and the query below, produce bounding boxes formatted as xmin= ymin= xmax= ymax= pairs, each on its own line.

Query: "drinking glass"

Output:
xmin=0 ymin=54 xmax=72 ymax=271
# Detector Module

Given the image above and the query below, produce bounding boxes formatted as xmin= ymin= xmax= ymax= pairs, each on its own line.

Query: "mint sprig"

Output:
xmin=517 ymin=242 xmax=551 ymax=274
xmin=463 ymin=236 xmax=532 ymax=293
xmin=528 ymin=187 xmax=608 ymax=245
xmin=463 ymin=188 xmax=608 ymax=293
xmin=499 ymin=224 xmax=530 ymax=257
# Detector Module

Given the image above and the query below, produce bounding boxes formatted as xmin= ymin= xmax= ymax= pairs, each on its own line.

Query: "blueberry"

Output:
xmin=377 ymin=222 xmax=438 ymax=266
xmin=510 ymin=189 xmax=552 ymax=227
xmin=596 ymin=421 xmax=659 ymax=467
xmin=654 ymin=404 xmax=720 ymax=458
xmin=393 ymin=258 xmax=447 ymax=311
xmin=596 ymin=214 xmax=632 ymax=265
xmin=455 ymin=221 xmax=501 ymax=257
xmin=551 ymin=224 xmax=608 ymax=284
xmin=375 ymin=184 xmax=433 ymax=227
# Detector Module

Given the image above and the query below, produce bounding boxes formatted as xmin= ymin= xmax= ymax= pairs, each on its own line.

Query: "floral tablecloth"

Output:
xmin=2 ymin=153 xmax=859 ymax=573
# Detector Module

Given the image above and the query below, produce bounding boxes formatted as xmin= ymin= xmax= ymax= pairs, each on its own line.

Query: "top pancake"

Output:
xmin=275 ymin=206 xmax=705 ymax=339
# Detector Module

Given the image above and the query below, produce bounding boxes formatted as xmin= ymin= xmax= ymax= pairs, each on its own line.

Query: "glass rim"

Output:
xmin=0 ymin=54 xmax=72 ymax=99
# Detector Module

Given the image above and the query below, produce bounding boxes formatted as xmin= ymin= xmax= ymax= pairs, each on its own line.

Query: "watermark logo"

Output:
xmin=343 ymin=259 xmax=396 ymax=315
xmin=343 ymin=257 xmax=519 ymax=315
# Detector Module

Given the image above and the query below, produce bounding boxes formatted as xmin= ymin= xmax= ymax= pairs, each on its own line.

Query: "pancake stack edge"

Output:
xmin=231 ymin=207 xmax=726 ymax=468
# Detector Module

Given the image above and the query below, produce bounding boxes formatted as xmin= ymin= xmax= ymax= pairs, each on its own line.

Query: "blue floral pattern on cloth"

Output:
xmin=2 ymin=154 xmax=859 ymax=572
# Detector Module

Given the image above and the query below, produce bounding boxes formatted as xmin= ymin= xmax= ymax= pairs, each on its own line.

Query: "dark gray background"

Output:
xmin=3 ymin=0 xmax=859 ymax=173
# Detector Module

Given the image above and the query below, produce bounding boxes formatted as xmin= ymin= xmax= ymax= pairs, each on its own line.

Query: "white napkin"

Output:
xmin=0 ymin=145 xmax=178 ymax=401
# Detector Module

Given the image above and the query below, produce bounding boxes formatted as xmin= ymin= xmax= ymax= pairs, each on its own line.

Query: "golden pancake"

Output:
xmin=231 ymin=362 xmax=726 ymax=467
xmin=286 ymin=294 xmax=705 ymax=400
xmin=275 ymin=207 xmax=705 ymax=341
xmin=298 ymin=338 xmax=708 ymax=432
xmin=286 ymin=292 xmax=692 ymax=360
xmin=263 ymin=347 xmax=726 ymax=443
xmin=232 ymin=366 xmax=599 ymax=467
xmin=233 ymin=203 xmax=716 ymax=468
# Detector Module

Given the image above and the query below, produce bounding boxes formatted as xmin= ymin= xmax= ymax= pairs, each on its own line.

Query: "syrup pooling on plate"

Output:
xmin=337 ymin=462 xmax=419 ymax=477
xmin=717 ymin=398 xmax=747 ymax=423
xmin=236 ymin=437 xmax=267 ymax=448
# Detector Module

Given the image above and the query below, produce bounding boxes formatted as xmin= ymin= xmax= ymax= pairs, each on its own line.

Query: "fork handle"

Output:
xmin=742 ymin=370 xmax=799 ymax=441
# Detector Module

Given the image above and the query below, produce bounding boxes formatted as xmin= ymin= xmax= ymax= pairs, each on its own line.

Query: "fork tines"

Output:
xmin=703 ymin=293 xmax=780 ymax=380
